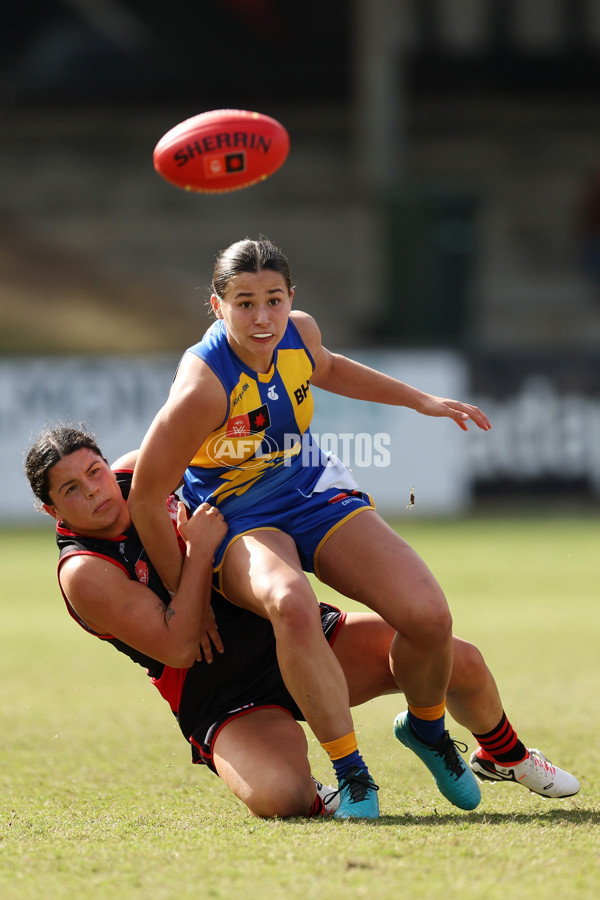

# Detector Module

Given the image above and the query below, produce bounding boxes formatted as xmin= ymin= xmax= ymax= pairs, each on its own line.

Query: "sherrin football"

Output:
xmin=153 ymin=109 xmax=289 ymax=194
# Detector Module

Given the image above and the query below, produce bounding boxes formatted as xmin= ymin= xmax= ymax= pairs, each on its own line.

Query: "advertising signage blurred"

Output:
xmin=467 ymin=351 xmax=600 ymax=501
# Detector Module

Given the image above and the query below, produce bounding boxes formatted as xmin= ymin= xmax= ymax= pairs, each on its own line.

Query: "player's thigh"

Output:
xmin=317 ymin=509 xmax=447 ymax=621
xmin=213 ymin=708 xmax=313 ymax=816
xmin=332 ymin=612 xmax=398 ymax=705
xmin=221 ymin=528 xmax=318 ymax=614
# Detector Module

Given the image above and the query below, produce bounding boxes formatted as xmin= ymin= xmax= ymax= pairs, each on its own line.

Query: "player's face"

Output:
xmin=211 ymin=270 xmax=293 ymax=373
xmin=43 ymin=449 xmax=130 ymax=538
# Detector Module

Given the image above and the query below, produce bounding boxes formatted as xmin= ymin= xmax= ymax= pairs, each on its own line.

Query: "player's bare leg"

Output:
xmin=316 ymin=510 xmax=480 ymax=808
xmin=221 ymin=530 xmax=379 ymax=818
xmin=213 ymin=708 xmax=317 ymax=817
xmin=333 ymin=616 xmax=579 ymax=802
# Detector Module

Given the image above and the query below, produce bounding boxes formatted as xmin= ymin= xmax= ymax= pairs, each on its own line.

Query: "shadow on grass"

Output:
xmin=286 ymin=807 xmax=599 ymax=828
xmin=372 ymin=807 xmax=600 ymax=827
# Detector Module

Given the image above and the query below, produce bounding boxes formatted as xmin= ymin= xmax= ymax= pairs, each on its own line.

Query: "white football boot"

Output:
xmin=470 ymin=747 xmax=580 ymax=799
xmin=311 ymin=776 xmax=341 ymax=814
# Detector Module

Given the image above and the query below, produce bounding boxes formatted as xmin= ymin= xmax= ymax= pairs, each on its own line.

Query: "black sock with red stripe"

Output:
xmin=473 ymin=712 xmax=528 ymax=766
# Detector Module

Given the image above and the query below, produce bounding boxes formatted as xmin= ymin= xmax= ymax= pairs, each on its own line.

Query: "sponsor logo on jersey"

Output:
xmin=294 ymin=379 xmax=311 ymax=405
xmin=166 ymin=494 xmax=179 ymax=523
xmin=267 ymin=385 xmax=279 ymax=401
xmin=226 ymin=403 xmax=271 ymax=437
xmin=327 ymin=490 xmax=363 ymax=505
xmin=135 ymin=560 xmax=150 ymax=585
xmin=232 ymin=382 xmax=251 ymax=407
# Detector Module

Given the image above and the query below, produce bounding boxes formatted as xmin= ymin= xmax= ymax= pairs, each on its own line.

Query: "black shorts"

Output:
xmin=183 ymin=600 xmax=345 ymax=774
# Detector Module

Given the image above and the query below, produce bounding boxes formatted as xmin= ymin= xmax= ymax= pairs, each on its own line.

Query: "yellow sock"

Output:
xmin=320 ymin=730 xmax=358 ymax=761
xmin=407 ymin=701 xmax=446 ymax=745
xmin=321 ymin=731 xmax=369 ymax=782
xmin=407 ymin=701 xmax=446 ymax=721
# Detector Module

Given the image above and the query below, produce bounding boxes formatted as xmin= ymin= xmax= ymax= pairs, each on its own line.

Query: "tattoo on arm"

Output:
xmin=157 ymin=600 xmax=176 ymax=622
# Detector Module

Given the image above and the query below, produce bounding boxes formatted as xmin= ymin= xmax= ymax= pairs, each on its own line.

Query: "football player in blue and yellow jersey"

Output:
xmin=130 ymin=238 xmax=492 ymax=818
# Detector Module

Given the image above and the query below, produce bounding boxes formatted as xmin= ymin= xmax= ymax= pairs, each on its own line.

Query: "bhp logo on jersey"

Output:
xmin=204 ymin=152 xmax=246 ymax=179
xmin=294 ymin=379 xmax=310 ymax=405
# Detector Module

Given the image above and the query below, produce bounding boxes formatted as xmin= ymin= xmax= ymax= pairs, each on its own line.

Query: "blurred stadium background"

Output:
xmin=3 ymin=0 xmax=600 ymax=521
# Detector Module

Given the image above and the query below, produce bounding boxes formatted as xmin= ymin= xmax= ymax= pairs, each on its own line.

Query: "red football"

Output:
xmin=153 ymin=109 xmax=289 ymax=194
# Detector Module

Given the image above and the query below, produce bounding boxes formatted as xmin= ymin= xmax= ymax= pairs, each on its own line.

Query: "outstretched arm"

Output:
xmin=293 ymin=310 xmax=491 ymax=433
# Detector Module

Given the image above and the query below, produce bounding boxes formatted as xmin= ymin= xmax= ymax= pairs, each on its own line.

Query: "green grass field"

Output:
xmin=1 ymin=515 xmax=599 ymax=900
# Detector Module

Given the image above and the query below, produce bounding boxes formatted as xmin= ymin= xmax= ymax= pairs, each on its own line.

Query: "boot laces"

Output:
xmin=340 ymin=767 xmax=379 ymax=804
xmin=528 ymin=748 xmax=555 ymax=774
xmin=434 ymin=732 xmax=468 ymax=778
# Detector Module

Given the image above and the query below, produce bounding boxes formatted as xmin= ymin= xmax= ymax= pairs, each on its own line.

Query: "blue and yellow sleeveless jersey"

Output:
xmin=182 ymin=318 xmax=327 ymax=516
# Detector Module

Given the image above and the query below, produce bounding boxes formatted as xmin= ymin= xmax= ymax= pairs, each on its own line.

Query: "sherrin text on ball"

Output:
xmin=153 ymin=109 xmax=289 ymax=194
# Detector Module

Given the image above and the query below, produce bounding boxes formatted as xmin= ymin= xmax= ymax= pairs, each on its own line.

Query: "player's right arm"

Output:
xmin=129 ymin=354 xmax=227 ymax=593
xmin=60 ymin=501 xmax=227 ymax=668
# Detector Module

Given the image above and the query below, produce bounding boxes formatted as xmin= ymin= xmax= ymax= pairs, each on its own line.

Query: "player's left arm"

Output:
xmin=292 ymin=310 xmax=491 ymax=433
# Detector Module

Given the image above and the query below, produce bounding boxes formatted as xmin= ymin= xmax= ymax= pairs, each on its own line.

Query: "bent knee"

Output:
xmin=265 ymin=586 xmax=321 ymax=636
xmin=450 ymin=638 xmax=487 ymax=687
xmin=403 ymin=601 xmax=453 ymax=646
xmin=246 ymin=783 xmax=314 ymax=819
